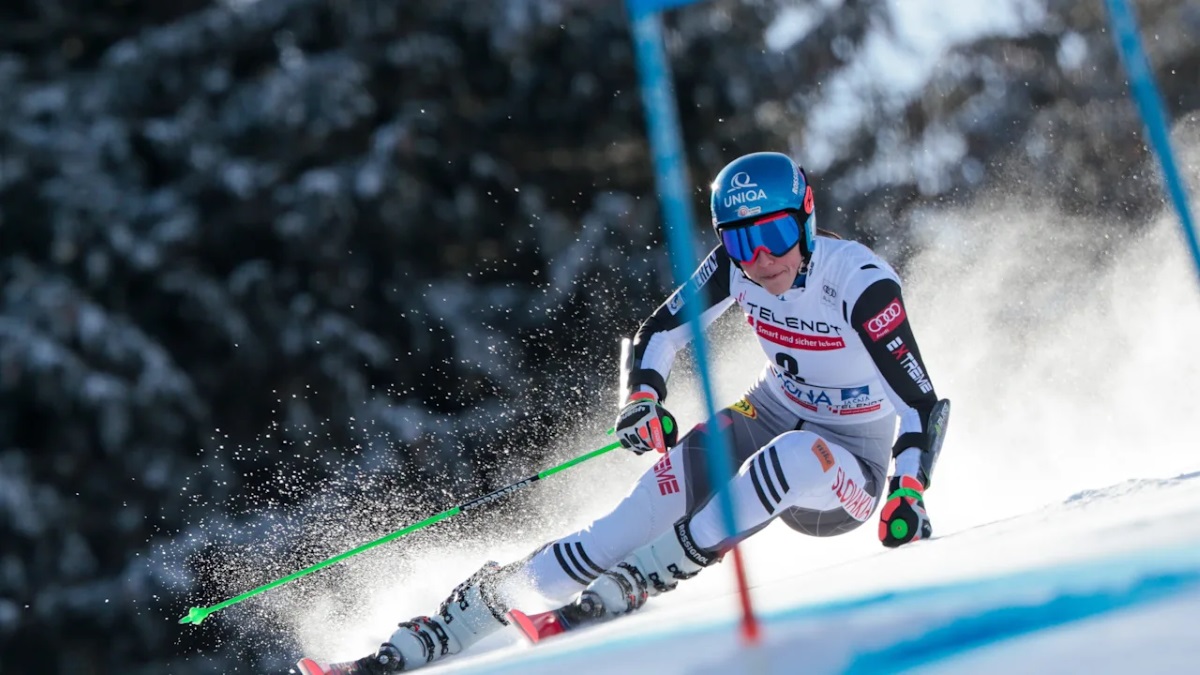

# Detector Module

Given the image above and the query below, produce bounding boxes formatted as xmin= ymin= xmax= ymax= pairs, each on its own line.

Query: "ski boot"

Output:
xmin=296 ymin=561 xmax=512 ymax=673
xmin=510 ymin=518 xmax=719 ymax=643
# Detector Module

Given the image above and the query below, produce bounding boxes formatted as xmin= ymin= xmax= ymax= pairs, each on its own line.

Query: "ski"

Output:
xmin=507 ymin=589 xmax=613 ymax=644
xmin=295 ymin=657 xmax=326 ymax=675
xmin=508 ymin=608 xmax=571 ymax=644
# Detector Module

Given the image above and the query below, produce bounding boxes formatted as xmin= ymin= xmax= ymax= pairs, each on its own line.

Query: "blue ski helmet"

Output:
xmin=710 ymin=152 xmax=816 ymax=257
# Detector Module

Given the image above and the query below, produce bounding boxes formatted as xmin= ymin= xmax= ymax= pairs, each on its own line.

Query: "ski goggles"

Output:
xmin=720 ymin=211 xmax=805 ymax=264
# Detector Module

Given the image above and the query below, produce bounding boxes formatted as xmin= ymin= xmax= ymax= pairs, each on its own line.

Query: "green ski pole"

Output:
xmin=178 ymin=431 xmax=640 ymax=625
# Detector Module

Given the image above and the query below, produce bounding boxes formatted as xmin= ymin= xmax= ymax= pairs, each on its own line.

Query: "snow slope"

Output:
xmin=441 ymin=472 xmax=1200 ymax=675
xmin=286 ymin=147 xmax=1200 ymax=673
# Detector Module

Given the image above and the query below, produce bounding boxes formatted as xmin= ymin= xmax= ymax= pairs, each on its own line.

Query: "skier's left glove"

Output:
xmin=615 ymin=392 xmax=678 ymax=455
xmin=878 ymin=474 xmax=932 ymax=548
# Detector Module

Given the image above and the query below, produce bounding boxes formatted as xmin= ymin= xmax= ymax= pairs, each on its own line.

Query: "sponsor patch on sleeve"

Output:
xmin=667 ymin=292 xmax=684 ymax=315
xmin=810 ymin=439 xmax=835 ymax=472
xmin=729 ymin=398 xmax=757 ymax=419
xmin=667 ymin=254 xmax=720 ymax=316
xmin=863 ymin=298 xmax=906 ymax=342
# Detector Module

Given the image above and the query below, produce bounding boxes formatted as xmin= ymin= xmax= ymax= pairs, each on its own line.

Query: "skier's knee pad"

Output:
xmin=752 ymin=430 xmax=842 ymax=490
xmin=766 ymin=430 xmax=882 ymax=535
xmin=764 ymin=430 xmax=877 ymax=503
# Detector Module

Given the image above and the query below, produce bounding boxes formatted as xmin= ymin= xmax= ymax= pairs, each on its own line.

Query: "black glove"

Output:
xmin=615 ymin=392 xmax=678 ymax=455
xmin=878 ymin=475 xmax=932 ymax=548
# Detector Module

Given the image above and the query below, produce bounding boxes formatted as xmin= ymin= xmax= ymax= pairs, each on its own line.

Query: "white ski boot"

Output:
xmin=587 ymin=517 xmax=719 ymax=616
xmin=296 ymin=561 xmax=512 ymax=674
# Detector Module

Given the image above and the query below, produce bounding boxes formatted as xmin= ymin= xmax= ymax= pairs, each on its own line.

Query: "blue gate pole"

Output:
xmin=626 ymin=0 xmax=759 ymax=642
xmin=1104 ymin=0 xmax=1199 ymax=284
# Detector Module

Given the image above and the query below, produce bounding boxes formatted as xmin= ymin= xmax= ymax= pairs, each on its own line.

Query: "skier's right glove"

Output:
xmin=615 ymin=392 xmax=678 ymax=455
xmin=878 ymin=475 xmax=932 ymax=548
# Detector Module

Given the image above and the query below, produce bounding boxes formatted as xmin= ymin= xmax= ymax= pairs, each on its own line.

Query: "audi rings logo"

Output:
xmin=728 ymin=172 xmax=758 ymax=192
xmin=863 ymin=299 xmax=905 ymax=342
xmin=866 ymin=302 xmax=902 ymax=335
xmin=868 ymin=303 xmax=902 ymax=330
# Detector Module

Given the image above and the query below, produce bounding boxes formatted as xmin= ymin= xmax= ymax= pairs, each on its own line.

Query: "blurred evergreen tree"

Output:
xmin=0 ymin=0 xmax=1195 ymax=672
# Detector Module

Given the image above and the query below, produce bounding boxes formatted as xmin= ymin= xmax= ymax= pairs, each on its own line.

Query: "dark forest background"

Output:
xmin=0 ymin=0 xmax=1197 ymax=673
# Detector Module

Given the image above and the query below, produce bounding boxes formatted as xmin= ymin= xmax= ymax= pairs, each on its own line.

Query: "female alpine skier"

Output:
xmin=298 ymin=151 xmax=949 ymax=675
